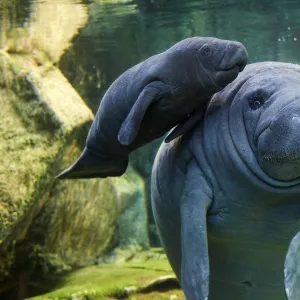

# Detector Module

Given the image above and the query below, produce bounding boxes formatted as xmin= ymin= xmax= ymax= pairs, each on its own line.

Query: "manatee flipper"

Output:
xmin=284 ymin=231 xmax=300 ymax=300
xmin=181 ymin=160 xmax=212 ymax=300
xmin=118 ymin=81 xmax=171 ymax=146
xmin=164 ymin=105 xmax=206 ymax=143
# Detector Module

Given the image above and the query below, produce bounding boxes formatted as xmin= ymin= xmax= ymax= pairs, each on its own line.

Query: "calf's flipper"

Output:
xmin=118 ymin=81 xmax=171 ymax=146
xmin=181 ymin=161 xmax=212 ymax=300
xmin=165 ymin=105 xmax=206 ymax=143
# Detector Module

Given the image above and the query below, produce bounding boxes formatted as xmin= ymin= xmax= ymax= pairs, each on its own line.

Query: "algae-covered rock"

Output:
xmin=130 ymin=139 xmax=163 ymax=246
xmin=0 ymin=5 xmax=149 ymax=299
xmin=0 ymin=51 xmax=148 ymax=300
xmin=26 ymin=164 xmax=147 ymax=271
xmin=27 ymin=250 xmax=174 ymax=300
xmin=0 ymin=46 xmax=149 ymax=299
xmin=0 ymin=50 xmax=93 ymax=277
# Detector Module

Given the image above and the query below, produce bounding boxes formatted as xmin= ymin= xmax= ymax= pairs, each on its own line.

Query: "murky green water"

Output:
xmin=59 ymin=0 xmax=300 ymax=111
xmin=2 ymin=0 xmax=300 ymax=110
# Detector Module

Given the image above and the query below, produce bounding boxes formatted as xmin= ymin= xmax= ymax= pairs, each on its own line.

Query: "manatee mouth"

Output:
xmin=217 ymin=61 xmax=246 ymax=73
xmin=257 ymin=127 xmax=300 ymax=164
xmin=214 ymin=49 xmax=247 ymax=87
xmin=256 ymin=124 xmax=300 ymax=180
xmin=217 ymin=45 xmax=248 ymax=72
xmin=258 ymin=151 xmax=300 ymax=181
xmin=256 ymin=118 xmax=300 ymax=164
xmin=260 ymin=152 xmax=300 ymax=164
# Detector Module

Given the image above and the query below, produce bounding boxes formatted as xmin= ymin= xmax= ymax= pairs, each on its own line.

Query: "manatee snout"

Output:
xmin=212 ymin=41 xmax=248 ymax=87
xmin=257 ymin=102 xmax=300 ymax=180
xmin=217 ymin=41 xmax=248 ymax=72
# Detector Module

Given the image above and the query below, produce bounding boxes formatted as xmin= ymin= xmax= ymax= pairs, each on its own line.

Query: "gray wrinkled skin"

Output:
xmin=285 ymin=231 xmax=300 ymax=300
xmin=151 ymin=62 xmax=300 ymax=300
xmin=57 ymin=37 xmax=247 ymax=179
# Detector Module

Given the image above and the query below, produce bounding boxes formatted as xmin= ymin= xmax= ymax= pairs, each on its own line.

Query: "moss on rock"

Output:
xmin=0 ymin=46 xmax=148 ymax=298
xmin=26 ymin=163 xmax=146 ymax=272
xmin=0 ymin=48 xmax=93 ymax=281
xmin=27 ymin=250 xmax=174 ymax=300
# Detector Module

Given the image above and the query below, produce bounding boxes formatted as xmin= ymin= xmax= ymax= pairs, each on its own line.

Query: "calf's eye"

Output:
xmin=200 ymin=46 xmax=212 ymax=57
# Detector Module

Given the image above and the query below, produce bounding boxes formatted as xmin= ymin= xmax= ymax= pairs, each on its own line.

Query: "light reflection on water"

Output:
xmin=3 ymin=0 xmax=300 ymax=110
xmin=58 ymin=0 xmax=300 ymax=110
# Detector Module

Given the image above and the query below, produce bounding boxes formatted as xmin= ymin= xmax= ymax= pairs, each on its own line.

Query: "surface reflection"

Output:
xmin=56 ymin=0 xmax=300 ymax=112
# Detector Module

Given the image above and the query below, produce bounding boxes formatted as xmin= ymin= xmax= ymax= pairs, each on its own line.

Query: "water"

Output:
xmin=3 ymin=0 xmax=300 ymax=109
xmin=58 ymin=0 xmax=300 ymax=111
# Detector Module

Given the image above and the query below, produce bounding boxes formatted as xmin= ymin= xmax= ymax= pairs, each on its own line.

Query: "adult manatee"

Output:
xmin=151 ymin=62 xmax=300 ymax=300
xmin=57 ymin=37 xmax=247 ymax=179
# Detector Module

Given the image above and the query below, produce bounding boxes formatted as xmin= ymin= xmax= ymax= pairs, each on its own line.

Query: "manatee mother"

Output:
xmin=151 ymin=62 xmax=300 ymax=300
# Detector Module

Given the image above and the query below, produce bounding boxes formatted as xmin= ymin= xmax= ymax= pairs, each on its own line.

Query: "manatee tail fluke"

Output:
xmin=56 ymin=147 xmax=128 ymax=179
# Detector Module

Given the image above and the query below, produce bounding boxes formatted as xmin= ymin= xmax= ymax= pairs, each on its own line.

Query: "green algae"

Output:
xmin=27 ymin=253 xmax=174 ymax=300
xmin=0 ymin=48 xmax=93 ymax=284
xmin=0 ymin=49 xmax=149 ymax=295
xmin=0 ymin=1 xmax=149 ymax=294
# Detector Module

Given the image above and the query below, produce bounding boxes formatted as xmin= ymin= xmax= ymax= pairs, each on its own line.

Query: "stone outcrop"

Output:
xmin=0 ymin=0 xmax=148 ymax=298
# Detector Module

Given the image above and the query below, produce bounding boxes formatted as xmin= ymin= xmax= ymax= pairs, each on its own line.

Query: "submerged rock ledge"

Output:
xmin=0 ymin=1 xmax=148 ymax=298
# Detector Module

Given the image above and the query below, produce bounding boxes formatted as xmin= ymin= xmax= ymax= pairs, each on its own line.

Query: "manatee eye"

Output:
xmin=252 ymin=100 xmax=262 ymax=110
xmin=200 ymin=46 xmax=212 ymax=57
xmin=249 ymin=93 xmax=265 ymax=110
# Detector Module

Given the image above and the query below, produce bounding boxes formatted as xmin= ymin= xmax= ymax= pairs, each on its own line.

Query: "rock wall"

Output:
xmin=0 ymin=0 xmax=149 ymax=298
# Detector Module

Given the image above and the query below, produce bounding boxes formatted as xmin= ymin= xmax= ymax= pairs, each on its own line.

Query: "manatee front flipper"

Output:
xmin=164 ymin=104 xmax=206 ymax=143
xmin=181 ymin=161 xmax=212 ymax=300
xmin=118 ymin=81 xmax=171 ymax=146
xmin=284 ymin=231 xmax=300 ymax=300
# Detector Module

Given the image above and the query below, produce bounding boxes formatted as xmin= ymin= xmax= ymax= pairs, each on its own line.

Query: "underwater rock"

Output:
xmin=0 ymin=41 xmax=147 ymax=300
xmin=0 ymin=48 xmax=92 ymax=286
xmin=27 ymin=164 xmax=147 ymax=269
xmin=120 ymin=275 xmax=179 ymax=298
xmin=0 ymin=2 xmax=148 ymax=299
xmin=139 ymin=275 xmax=180 ymax=293
xmin=130 ymin=139 xmax=163 ymax=246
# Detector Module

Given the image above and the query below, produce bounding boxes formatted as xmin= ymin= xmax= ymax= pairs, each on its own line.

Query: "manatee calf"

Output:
xmin=57 ymin=37 xmax=247 ymax=179
xmin=151 ymin=62 xmax=300 ymax=300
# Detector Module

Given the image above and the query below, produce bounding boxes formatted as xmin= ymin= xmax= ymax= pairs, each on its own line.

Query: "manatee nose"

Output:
xmin=270 ymin=110 xmax=300 ymax=135
xmin=217 ymin=41 xmax=248 ymax=71
xmin=257 ymin=105 xmax=300 ymax=181
xmin=264 ymin=107 xmax=300 ymax=155
xmin=292 ymin=116 xmax=300 ymax=124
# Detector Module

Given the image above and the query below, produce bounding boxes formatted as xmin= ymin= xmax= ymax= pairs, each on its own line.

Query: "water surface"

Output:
xmin=58 ymin=0 xmax=300 ymax=110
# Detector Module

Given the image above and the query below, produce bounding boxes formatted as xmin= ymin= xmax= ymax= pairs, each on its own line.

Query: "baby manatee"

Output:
xmin=57 ymin=36 xmax=247 ymax=179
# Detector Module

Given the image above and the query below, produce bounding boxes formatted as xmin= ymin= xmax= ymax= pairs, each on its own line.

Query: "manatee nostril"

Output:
xmin=292 ymin=116 xmax=300 ymax=124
